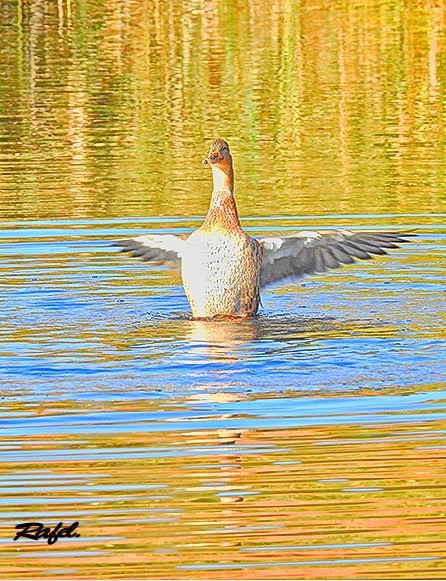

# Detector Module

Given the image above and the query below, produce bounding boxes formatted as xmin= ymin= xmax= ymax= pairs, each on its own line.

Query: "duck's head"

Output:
xmin=202 ymin=139 xmax=232 ymax=168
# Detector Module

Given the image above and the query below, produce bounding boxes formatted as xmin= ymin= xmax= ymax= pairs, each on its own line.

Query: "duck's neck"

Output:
xmin=202 ymin=165 xmax=241 ymax=230
xmin=211 ymin=165 xmax=234 ymax=192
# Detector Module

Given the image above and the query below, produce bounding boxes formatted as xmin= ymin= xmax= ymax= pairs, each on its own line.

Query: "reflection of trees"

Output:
xmin=1 ymin=0 xmax=445 ymax=219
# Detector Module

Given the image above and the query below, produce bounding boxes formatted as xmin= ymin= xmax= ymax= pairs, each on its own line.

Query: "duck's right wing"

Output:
xmin=258 ymin=230 xmax=414 ymax=287
xmin=112 ymin=234 xmax=188 ymax=269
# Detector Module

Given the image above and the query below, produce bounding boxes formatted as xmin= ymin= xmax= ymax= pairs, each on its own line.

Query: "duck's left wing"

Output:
xmin=113 ymin=234 xmax=187 ymax=269
xmin=258 ymin=230 xmax=414 ymax=288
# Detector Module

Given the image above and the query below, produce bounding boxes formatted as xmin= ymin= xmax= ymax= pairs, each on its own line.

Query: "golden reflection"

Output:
xmin=2 ymin=416 xmax=446 ymax=578
xmin=214 ymin=428 xmax=245 ymax=504
xmin=1 ymin=0 xmax=445 ymax=219
xmin=1 ymin=3 xmax=446 ymax=578
xmin=185 ymin=318 xmax=259 ymax=351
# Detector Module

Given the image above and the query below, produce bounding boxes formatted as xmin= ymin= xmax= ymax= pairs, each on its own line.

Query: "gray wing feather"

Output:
xmin=259 ymin=230 xmax=414 ymax=287
xmin=112 ymin=234 xmax=187 ymax=269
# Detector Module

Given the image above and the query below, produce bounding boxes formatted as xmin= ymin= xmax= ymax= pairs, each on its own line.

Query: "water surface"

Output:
xmin=0 ymin=1 xmax=446 ymax=579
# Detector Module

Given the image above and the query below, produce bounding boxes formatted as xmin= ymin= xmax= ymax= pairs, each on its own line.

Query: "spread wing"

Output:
xmin=112 ymin=234 xmax=188 ymax=269
xmin=259 ymin=230 xmax=414 ymax=288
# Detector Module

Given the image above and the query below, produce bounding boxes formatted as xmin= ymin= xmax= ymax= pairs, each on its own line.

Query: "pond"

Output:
xmin=0 ymin=1 xmax=445 ymax=579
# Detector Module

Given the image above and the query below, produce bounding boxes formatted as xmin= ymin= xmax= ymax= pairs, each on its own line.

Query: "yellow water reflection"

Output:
xmin=1 ymin=414 xmax=445 ymax=579
xmin=0 ymin=0 xmax=445 ymax=220
xmin=1 ymin=1 xmax=445 ymax=579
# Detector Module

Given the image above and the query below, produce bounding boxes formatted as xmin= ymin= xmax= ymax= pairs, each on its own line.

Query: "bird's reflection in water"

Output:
xmin=182 ymin=312 xmax=394 ymax=361
xmin=123 ymin=312 xmax=397 ymax=367
xmin=215 ymin=428 xmax=245 ymax=505
xmin=184 ymin=317 xmax=259 ymax=362
xmin=183 ymin=319 xmax=259 ymax=504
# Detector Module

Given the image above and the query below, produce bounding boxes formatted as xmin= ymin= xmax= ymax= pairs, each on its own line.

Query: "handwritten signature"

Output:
xmin=13 ymin=522 xmax=81 ymax=545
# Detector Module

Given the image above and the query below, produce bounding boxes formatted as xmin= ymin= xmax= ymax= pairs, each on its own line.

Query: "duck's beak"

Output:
xmin=202 ymin=152 xmax=220 ymax=165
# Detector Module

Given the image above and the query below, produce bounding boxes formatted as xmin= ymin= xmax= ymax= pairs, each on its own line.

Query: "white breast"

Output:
xmin=181 ymin=231 xmax=260 ymax=318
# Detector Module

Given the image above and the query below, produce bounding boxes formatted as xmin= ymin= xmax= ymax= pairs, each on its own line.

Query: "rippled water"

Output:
xmin=1 ymin=216 xmax=445 ymax=578
xmin=1 ymin=0 xmax=446 ymax=579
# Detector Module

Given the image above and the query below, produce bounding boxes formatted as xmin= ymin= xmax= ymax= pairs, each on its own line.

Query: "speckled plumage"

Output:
xmin=181 ymin=141 xmax=262 ymax=318
xmin=182 ymin=228 xmax=262 ymax=318
xmin=114 ymin=139 xmax=414 ymax=319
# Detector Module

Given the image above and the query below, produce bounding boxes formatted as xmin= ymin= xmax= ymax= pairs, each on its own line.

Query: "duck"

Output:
xmin=114 ymin=138 xmax=413 ymax=319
